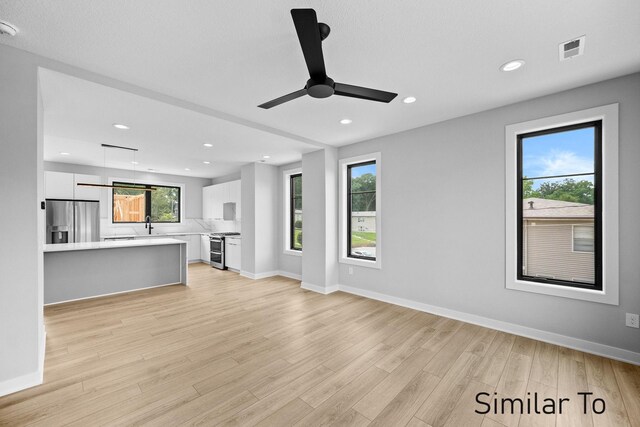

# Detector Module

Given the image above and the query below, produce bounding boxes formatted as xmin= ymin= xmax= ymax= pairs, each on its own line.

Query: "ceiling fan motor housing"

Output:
xmin=306 ymin=77 xmax=335 ymax=98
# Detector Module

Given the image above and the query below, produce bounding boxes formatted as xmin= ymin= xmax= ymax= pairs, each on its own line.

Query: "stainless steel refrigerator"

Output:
xmin=46 ymin=199 xmax=100 ymax=244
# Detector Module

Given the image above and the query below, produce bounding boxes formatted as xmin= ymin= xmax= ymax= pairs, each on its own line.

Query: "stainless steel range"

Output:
xmin=210 ymin=232 xmax=241 ymax=269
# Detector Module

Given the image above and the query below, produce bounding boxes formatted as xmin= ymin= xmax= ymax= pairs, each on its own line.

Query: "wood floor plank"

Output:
xmin=610 ymin=361 xmax=640 ymax=427
xmin=556 ymin=350 xmax=593 ymax=427
xmin=368 ymin=370 xmax=440 ymax=427
xmin=470 ymin=332 xmax=515 ymax=387
xmin=355 ymin=348 xmax=437 ymax=420
xmin=442 ymin=379 xmax=489 ymax=427
xmin=529 ymin=341 xmax=559 ymax=387
xmin=300 ymin=342 xmax=392 ymax=408
xmin=294 ymin=366 xmax=388 ymax=427
xmin=253 ymin=398 xmax=313 ymax=427
xmin=484 ymin=351 xmax=532 ymax=427
xmin=415 ymin=351 xmax=481 ymax=427
xmin=0 ymin=263 xmax=637 ymax=427
xmin=517 ymin=380 xmax=557 ymax=427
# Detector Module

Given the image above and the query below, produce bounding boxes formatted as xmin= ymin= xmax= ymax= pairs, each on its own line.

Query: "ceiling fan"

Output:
xmin=258 ymin=9 xmax=397 ymax=109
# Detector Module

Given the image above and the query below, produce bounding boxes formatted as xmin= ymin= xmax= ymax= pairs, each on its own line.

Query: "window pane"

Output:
xmin=292 ymin=175 xmax=302 ymax=197
xmin=520 ymin=125 xmax=597 ymax=286
xmin=113 ymin=185 xmax=146 ymax=223
xmin=573 ymin=225 xmax=594 ymax=252
xmin=151 ymin=186 xmax=180 ymax=222
xmin=290 ymin=174 xmax=302 ymax=250
xmin=293 ymin=212 xmax=302 ymax=250
xmin=349 ymin=162 xmax=376 ymax=259
xmin=521 ymin=127 xmax=595 ymax=178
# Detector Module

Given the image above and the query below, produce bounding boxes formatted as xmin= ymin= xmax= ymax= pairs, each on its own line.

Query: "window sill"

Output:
xmin=283 ymin=249 xmax=302 ymax=257
xmin=340 ymin=256 xmax=381 ymax=269
xmin=506 ymin=279 xmax=617 ymax=305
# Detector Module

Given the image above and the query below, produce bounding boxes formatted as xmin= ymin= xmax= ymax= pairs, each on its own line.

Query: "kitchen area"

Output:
xmin=43 ymin=167 xmax=243 ymax=305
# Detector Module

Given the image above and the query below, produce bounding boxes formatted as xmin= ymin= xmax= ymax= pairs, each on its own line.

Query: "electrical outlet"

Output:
xmin=348 ymin=267 xmax=353 ymax=275
xmin=626 ymin=313 xmax=640 ymax=329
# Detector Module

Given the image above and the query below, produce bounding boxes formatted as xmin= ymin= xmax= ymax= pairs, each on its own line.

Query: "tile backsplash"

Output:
xmin=100 ymin=218 xmax=241 ymax=237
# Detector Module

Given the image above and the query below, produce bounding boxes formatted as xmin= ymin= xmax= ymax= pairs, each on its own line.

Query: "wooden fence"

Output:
xmin=113 ymin=194 xmax=145 ymax=222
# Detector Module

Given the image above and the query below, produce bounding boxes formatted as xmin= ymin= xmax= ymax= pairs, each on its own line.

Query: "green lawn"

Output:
xmin=351 ymin=231 xmax=376 ymax=247
xmin=293 ymin=228 xmax=302 ymax=250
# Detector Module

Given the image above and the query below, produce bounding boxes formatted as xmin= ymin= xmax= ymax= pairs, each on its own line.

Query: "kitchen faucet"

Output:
xmin=145 ymin=215 xmax=153 ymax=235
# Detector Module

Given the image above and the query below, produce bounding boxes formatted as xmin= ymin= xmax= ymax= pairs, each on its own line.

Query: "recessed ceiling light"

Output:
xmin=59 ymin=152 xmax=70 ymax=156
xmin=203 ymin=143 xmax=213 ymax=148
xmin=147 ymin=168 xmax=155 ymax=172
xmin=340 ymin=119 xmax=352 ymax=125
xmin=402 ymin=96 xmax=417 ymax=104
xmin=500 ymin=59 xmax=525 ymax=72
xmin=185 ymin=168 xmax=191 ymax=171
xmin=203 ymin=161 xmax=210 ymax=165
xmin=131 ymin=161 xmax=139 ymax=165
xmin=263 ymin=155 xmax=271 ymax=159
xmin=113 ymin=123 xmax=130 ymax=130
xmin=0 ymin=21 xmax=18 ymax=37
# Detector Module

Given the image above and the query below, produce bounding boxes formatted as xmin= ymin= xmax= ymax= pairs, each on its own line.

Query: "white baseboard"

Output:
xmin=240 ymin=270 xmax=279 ymax=280
xmin=0 ymin=332 xmax=46 ymax=397
xmin=277 ymin=271 xmax=302 ymax=281
xmin=301 ymin=282 xmax=339 ymax=295
xmin=337 ymin=284 xmax=640 ymax=366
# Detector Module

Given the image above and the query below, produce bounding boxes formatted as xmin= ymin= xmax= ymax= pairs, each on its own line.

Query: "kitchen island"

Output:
xmin=44 ymin=238 xmax=187 ymax=305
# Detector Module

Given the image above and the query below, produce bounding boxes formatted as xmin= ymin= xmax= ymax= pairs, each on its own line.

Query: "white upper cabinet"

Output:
xmin=202 ymin=180 xmax=241 ymax=221
xmin=228 ymin=180 xmax=241 ymax=220
xmin=45 ymin=171 xmax=75 ymax=199
xmin=211 ymin=185 xmax=225 ymax=220
xmin=202 ymin=185 xmax=215 ymax=220
xmin=73 ymin=174 xmax=102 ymax=201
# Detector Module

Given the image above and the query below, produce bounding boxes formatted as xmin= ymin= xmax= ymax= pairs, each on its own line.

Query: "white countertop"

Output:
xmin=44 ymin=238 xmax=186 ymax=253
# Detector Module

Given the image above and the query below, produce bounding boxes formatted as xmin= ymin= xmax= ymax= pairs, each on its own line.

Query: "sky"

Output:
xmin=522 ymin=127 xmax=595 ymax=187
xmin=351 ymin=163 xmax=376 ymax=178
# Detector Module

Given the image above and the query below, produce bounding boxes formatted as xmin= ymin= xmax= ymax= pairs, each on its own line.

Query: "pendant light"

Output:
xmin=76 ymin=144 xmax=155 ymax=191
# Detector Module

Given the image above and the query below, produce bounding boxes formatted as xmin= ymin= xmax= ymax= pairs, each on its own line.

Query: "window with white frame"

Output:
xmin=283 ymin=168 xmax=302 ymax=255
xmin=573 ymin=225 xmax=594 ymax=253
xmin=339 ymin=153 xmax=382 ymax=269
xmin=505 ymin=104 xmax=618 ymax=305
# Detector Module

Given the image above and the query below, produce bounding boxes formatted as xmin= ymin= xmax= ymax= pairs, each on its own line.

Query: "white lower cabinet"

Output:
xmin=225 ymin=238 xmax=241 ymax=271
xmin=188 ymin=235 xmax=201 ymax=262
xmin=200 ymin=235 xmax=210 ymax=262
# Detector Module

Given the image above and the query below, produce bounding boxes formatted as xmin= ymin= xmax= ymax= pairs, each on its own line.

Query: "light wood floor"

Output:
xmin=1 ymin=263 xmax=639 ymax=426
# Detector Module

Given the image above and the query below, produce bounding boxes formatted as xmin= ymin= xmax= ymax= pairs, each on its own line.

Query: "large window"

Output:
xmin=290 ymin=173 xmax=302 ymax=251
xmin=113 ymin=182 xmax=180 ymax=223
xmin=347 ymin=161 xmax=377 ymax=260
xmin=517 ymin=121 xmax=601 ymax=289
xmin=505 ymin=104 xmax=618 ymax=305
xmin=340 ymin=152 xmax=381 ymax=268
xmin=283 ymin=168 xmax=302 ymax=255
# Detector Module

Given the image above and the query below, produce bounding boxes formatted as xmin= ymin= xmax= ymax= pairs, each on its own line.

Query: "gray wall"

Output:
xmin=44 ymin=161 xmax=212 ymax=219
xmin=338 ymin=72 xmax=640 ymax=354
xmin=211 ymin=171 xmax=241 ymax=185
xmin=241 ymin=163 xmax=278 ymax=276
xmin=241 ymin=164 xmax=256 ymax=273
xmin=0 ymin=45 xmax=44 ymax=389
xmin=302 ymin=148 xmax=339 ymax=290
xmin=277 ymin=161 xmax=302 ymax=277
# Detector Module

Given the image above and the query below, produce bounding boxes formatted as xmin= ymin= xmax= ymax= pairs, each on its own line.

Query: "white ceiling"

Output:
xmin=2 ymin=1 xmax=640 ymax=176
xmin=39 ymin=69 xmax=315 ymax=177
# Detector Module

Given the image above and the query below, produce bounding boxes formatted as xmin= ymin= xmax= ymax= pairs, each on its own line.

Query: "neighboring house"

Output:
xmin=522 ymin=198 xmax=595 ymax=283
xmin=351 ymin=211 xmax=376 ymax=232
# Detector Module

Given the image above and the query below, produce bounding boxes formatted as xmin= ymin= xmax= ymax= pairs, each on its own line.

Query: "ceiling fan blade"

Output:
xmin=291 ymin=9 xmax=327 ymax=80
xmin=258 ymin=88 xmax=307 ymax=109
xmin=334 ymin=82 xmax=397 ymax=103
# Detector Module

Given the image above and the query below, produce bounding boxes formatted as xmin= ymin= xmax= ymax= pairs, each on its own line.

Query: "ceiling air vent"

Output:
xmin=559 ymin=35 xmax=585 ymax=61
